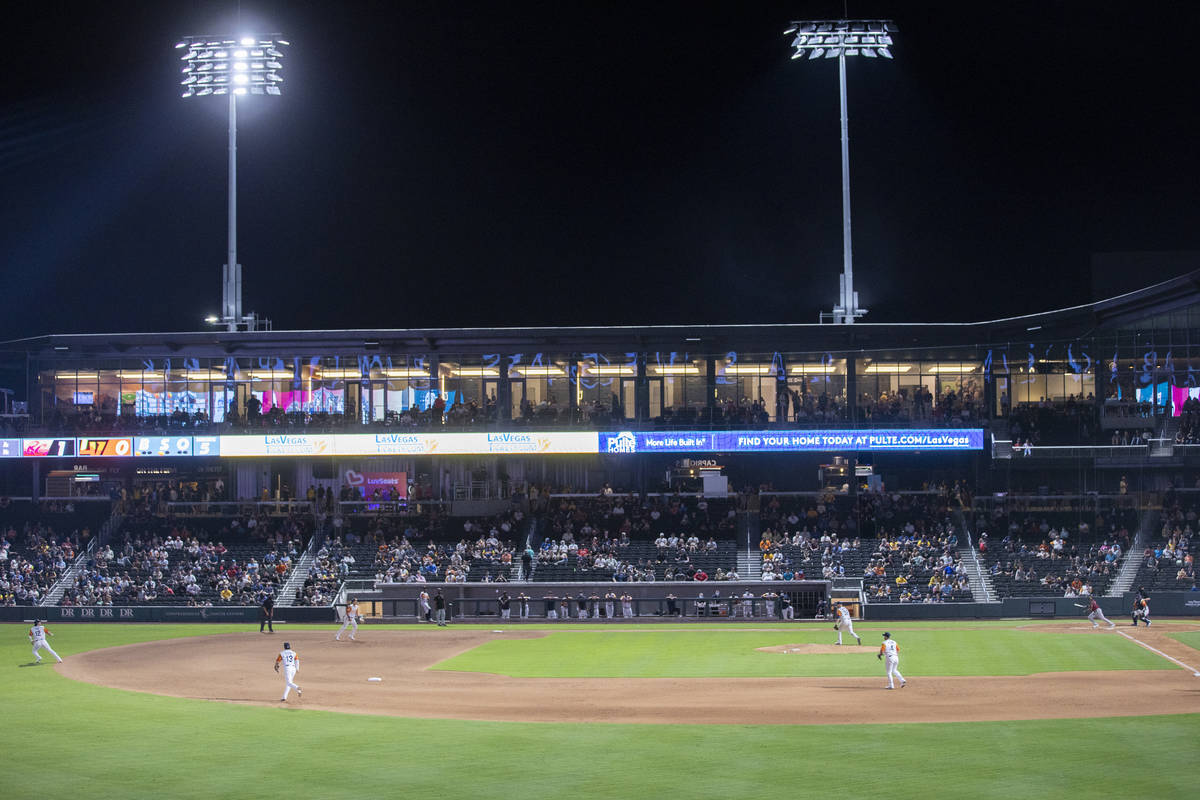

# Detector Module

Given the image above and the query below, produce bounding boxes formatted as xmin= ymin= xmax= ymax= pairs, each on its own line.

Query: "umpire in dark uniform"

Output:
xmin=260 ymin=593 xmax=275 ymax=633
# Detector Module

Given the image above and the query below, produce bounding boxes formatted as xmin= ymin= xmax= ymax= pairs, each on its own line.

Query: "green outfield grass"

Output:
xmin=1 ymin=622 xmax=1195 ymax=800
xmin=434 ymin=627 xmax=1170 ymax=677
xmin=1170 ymin=630 xmax=1200 ymax=653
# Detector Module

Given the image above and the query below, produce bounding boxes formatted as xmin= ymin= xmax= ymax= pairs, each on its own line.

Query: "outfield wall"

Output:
xmin=866 ymin=593 xmax=1200 ymax=620
xmin=0 ymin=606 xmax=337 ymax=623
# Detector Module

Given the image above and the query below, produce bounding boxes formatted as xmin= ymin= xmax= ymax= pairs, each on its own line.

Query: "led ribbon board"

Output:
xmin=598 ymin=429 xmax=984 ymax=453
xmin=1 ymin=430 xmax=982 ymax=457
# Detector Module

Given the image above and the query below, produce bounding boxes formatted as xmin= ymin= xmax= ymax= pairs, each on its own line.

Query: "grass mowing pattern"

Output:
xmin=434 ymin=628 xmax=1171 ymax=677
xmin=1170 ymin=630 xmax=1200 ymax=654
xmin=2 ymin=623 xmax=1196 ymax=800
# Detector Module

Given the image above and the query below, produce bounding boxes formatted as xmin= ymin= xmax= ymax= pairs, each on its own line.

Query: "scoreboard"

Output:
xmin=22 ymin=438 xmax=77 ymax=457
xmin=78 ymin=437 xmax=133 ymax=457
xmin=134 ymin=436 xmax=194 ymax=457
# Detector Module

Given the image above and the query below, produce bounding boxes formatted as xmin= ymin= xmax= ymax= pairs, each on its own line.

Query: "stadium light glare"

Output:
xmin=177 ymin=33 xmax=289 ymax=332
xmin=786 ymin=19 xmax=897 ymax=325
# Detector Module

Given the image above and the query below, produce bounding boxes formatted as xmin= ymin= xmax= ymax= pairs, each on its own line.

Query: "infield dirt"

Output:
xmin=58 ymin=625 xmax=1200 ymax=725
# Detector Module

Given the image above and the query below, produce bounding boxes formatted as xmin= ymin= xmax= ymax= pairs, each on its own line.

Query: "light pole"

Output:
xmin=785 ymin=19 xmax=896 ymax=324
xmin=177 ymin=34 xmax=288 ymax=332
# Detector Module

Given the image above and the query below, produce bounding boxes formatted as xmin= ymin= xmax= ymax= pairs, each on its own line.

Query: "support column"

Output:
xmin=636 ymin=354 xmax=649 ymax=424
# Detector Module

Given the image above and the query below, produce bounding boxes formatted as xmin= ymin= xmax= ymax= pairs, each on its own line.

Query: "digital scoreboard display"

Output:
xmin=78 ymin=437 xmax=133 ymax=457
xmin=134 ymin=436 xmax=194 ymax=457
xmin=22 ymin=438 xmax=77 ymax=457
xmin=0 ymin=438 xmax=21 ymax=458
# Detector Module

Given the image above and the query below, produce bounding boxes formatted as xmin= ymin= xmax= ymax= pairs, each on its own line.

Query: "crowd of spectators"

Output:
xmin=63 ymin=514 xmax=307 ymax=606
xmin=757 ymin=491 xmax=971 ymax=600
xmin=530 ymin=495 xmax=736 ymax=581
xmin=0 ymin=524 xmax=79 ymax=605
xmin=1177 ymin=397 xmax=1200 ymax=445
xmin=370 ymin=512 xmax=520 ymax=585
xmin=1138 ymin=484 xmax=1198 ymax=589
xmin=858 ymin=383 xmax=985 ymax=426
xmin=974 ymin=502 xmax=1134 ymax=596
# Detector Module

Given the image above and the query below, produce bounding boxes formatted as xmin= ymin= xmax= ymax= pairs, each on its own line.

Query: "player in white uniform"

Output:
xmin=878 ymin=632 xmax=906 ymax=689
xmin=834 ymin=602 xmax=861 ymax=645
xmin=28 ymin=620 xmax=63 ymax=664
xmin=336 ymin=598 xmax=361 ymax=641
xmin=275 ymin=642 xmax=301 ymax=701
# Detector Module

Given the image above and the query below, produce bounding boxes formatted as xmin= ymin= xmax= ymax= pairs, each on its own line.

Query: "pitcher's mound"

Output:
xmin=757 ymin=643 xmax=875 ymax=655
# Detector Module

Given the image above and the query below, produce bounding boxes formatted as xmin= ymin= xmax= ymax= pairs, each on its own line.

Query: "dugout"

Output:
xmin=357 ymin=580 xmax=830 ymax=621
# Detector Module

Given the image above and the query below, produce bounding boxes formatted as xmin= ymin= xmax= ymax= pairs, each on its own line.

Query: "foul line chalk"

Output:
xmin=1115 ymin=629 xmax=1200 ymax=677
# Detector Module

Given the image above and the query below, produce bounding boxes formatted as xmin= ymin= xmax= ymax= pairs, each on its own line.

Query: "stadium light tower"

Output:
xmin=177 ymin=34 xmax=289 ymax=332
xmin=785 ymin=20 xmax=896 ymax=324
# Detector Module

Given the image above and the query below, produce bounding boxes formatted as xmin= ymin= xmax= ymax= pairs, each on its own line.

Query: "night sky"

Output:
xmin=3 ymin=1 xmax=1199 ymax=339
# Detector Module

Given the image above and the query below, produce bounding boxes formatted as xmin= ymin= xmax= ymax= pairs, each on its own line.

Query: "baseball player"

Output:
xmin=1132 ymin=590 xmax=1151 ymax=627
xmin=498 ymin=591 xmax=511 ymax=620
xmin=418 ymin=590 xmax=432 ymax=623
xmin=878 ymin=632 xmax=906 ymax=689
xmin=780 ymin=593 xmax=794 ymax=620
xmin=28 ymin=619 xmax=63 ymax=664
xmin=517 ymin=592 xmax=531 ymax=619
xmin=336 ymin=597 xmax=362 ymax=641
xmin=274 ymin=642 xmax=301 ymax=701
xmin=604 ymin=592 xmax=617 ymax=620
xmin=259 ymin=594 xmax=275 ymax=633
xmin=834 ymin=602 xmax=862 ymax=645
xmin=620 ymin=592 xmax=634 ymax=618
xmin=1084 ymin=596 xmax=1116 ymax=629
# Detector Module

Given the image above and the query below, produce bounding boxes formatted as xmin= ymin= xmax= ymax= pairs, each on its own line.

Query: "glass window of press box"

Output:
xmin=508 ymin=355 xmax=570 ymax=424
xmin=992 ymin=357 xmax=1096 ymax=416
xmin=573 ymin=355 xmax=636 ymax=424
xmin=855 ymin=360 xmax=986 ymax=424
xmin=712 ymin=355 xmax=848 ymax=424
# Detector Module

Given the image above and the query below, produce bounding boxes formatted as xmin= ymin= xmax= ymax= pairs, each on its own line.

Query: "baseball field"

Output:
xmin=3 ymin=618 xmax=1199 ymax=799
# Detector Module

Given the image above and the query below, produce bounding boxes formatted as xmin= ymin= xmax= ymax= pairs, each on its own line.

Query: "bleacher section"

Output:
xmin=971 ymin=501 xmax=1135 ymax=598
xmin=528 ymin=496 xmax=738 ymax=582
xmin=758 ymin=493 xmax=972 ymax=602
xmin=1 ymin=502 xmax=100 ymax=606
xmin=294 ymin=510 xmax=527 ymax=604
xmin=1127 ymin=489 xmax=1197 ymax=593
xmin=62 ymin=513 xmax=311 ymax=606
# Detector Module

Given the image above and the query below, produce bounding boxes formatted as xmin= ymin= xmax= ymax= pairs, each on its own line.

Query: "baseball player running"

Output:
xmin=834 ymin=602 xmax=862 ymax=645
xmin=1082 ymin=596 xmax=1116 ymax=629
xmin=28 ymin=619 xmax=63 ymax=664
xmin=275 ymin=642 xmax=301 ymax=701
xmin=878 ymin=632 xmax=906 ymax=689
xmin=336 ymin=597 xmax=362 ymax=641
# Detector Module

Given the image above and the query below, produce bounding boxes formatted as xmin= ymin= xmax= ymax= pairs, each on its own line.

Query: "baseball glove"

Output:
xmin=274 ymin=665 xmax=280 ymax=673
xmin=877 ymin=653 xmax=882 ymax=661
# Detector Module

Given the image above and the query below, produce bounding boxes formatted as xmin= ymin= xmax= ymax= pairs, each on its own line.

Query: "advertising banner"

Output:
xmin=344 ymin=469 xmax=408 ymax=499
xmin=22 ymin=438 xmax=77 ymax=457
xmin=0 ymin=438 xmax=21 ymax=458
xmin=335 ymin=431 xmax=599 ymax=456
xmin=216 ymin=434 xmax=334 ymax=456
xmin=598 ymin=429 xmax=985 ymax=453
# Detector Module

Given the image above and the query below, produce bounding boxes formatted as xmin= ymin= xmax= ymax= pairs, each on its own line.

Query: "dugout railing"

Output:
xmin=356 ymin=580 xmax=830 ymax=621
